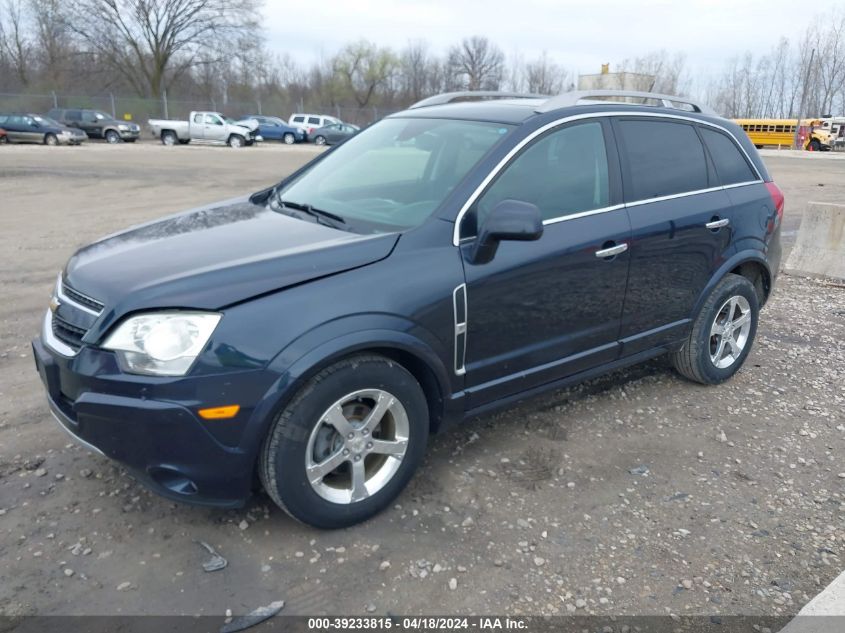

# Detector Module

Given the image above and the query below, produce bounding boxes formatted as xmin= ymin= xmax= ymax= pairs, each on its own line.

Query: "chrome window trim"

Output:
xmin=452 ymin=283 xmax=467 ymax=376
xmin=542 ymin=203 xmax=625 ymax=225
xmin=452 ymin=110 xmax=764 ymax=245
xmin=42 ymin=309 xmax=79 ymax=357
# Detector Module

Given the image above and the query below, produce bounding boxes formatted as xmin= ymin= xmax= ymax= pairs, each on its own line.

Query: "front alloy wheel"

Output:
xmin=305 ymin=389 xmax=409 ymax=504
xmin=260 ymin=354 xmax=428 ymax=528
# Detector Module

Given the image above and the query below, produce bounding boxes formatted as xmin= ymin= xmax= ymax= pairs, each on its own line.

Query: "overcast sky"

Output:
xmin=263 ymin=0 xmax=842 ymax=80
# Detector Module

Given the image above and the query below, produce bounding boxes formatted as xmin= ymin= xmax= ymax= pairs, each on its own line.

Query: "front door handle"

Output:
xmin=594 ymin=243 xmax=628 ymax=258
xmin=706 ymin=218 xmax=730 ymax=230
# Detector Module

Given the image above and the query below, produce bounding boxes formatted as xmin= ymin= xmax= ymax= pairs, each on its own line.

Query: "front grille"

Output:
xmin=52 ymin=313 xmax=86 ymax=350
xmin=62 ymin=283 xmax=104 ymax=313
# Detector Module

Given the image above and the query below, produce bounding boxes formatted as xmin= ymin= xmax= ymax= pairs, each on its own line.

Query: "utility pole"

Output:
xmin=793 ymin=47 xmax=815 ymax=149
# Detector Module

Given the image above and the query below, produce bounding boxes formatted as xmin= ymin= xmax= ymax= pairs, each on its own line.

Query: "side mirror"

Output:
xmin=469 ymin=199 xmax=543 ymax=265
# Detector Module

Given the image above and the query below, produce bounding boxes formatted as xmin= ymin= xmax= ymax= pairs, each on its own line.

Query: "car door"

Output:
xmin=612 ymin=116 xmax=736 ymax=356
xmin=458 ymin=119 xmax=632 ymax=408
xmin=4 ymin=116 xmax=25 ymax=142
xmin=204 ymin=113 xmax=227 ymax=141
xmin=21 ymin=115 xmax=43 ymax=142
xmin=80 ymin=111 xmax=101 ymax=137
xmin=64 ymin=110 xmax=83 ymax=132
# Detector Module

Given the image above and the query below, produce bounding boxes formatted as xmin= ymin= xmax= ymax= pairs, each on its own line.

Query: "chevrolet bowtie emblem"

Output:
xmin=49 ymin=295 xmax=61 ymax=313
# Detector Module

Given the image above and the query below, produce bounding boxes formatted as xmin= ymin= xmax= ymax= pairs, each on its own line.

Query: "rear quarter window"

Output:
xmin=617 ymin=119 xmax=708 ymax=200
xmin=699 ymin=127 xmax=757 ymax=185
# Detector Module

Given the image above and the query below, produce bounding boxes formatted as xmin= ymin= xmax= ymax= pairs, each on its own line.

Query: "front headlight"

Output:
xmin=118 ymin=124 xmax=129 ymax=131
xmin=102 ymin=312 xmax=221 ymax=376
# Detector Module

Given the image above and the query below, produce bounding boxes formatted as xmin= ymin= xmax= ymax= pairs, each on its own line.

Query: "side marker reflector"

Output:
xmin=198 ymin=405 xmax=240 ymax=420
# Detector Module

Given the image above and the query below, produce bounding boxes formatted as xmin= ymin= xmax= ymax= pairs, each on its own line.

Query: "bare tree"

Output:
xmin=0 ymin=0 xmax=31 ymax=86
xmin=524 ymin=51 xmax=568 ymax=95
xmin=331 ymin=40 xmax=397 ymax=108
xmin=447 ymin=36 xmax=504 ymax=91
xmin=69 ymin=0 xmax=261 ymax=98
xmin=29 ymin=0 xmax=72 ymax=87
xmin=399 ymin=40 xmax=433 ymax=103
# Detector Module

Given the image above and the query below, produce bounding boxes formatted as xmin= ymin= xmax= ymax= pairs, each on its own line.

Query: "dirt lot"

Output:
xmin=0 ymin=143 xmax=844 ymax=619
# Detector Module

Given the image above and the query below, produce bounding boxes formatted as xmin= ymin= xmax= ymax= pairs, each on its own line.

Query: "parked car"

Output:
xmin=33 ymin=89 xmax=783 ymax=529
xmin=148 ymin=112 xmax=260 ymax=148
xmin=47 ymin=108 xmax=140 ymax=143
xmin=0 ymin=113 xmax=87 ymax=145
xmin=288 ymin=113 xmax=341 ymax=136
xmin=310 ymin=122 xmax=360 ymax=145
xmin=238 ymin=115 xmax=306 ymax=144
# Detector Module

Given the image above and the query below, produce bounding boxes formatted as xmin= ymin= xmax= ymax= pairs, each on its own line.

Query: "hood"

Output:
xmin=234 ymin=119 xmax=259 ymax=132
xmin=64 ymin=197 xmax=398 ymax=324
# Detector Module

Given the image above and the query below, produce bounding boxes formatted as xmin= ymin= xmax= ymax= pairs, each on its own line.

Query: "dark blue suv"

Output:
xmin=33 ymin=90 xmax=783 ymax=528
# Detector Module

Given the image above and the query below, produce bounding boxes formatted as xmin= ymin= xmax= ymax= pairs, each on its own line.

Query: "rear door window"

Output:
xmin=699 ymin=127 xmax=758 ymax=185
xmin=308 ymin=117 xmax=321 ymax=125
xmin=616 ymin=119 xmax=708 ymax=200
xmin=66 ymin=110 xmax=81 ymax=121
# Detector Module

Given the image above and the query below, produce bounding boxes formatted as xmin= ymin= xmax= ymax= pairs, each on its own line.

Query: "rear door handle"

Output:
xmin=594 ymin=243 xmax=628 ymax=258
xmin=706 ymin=218 xmax=730 ymax=230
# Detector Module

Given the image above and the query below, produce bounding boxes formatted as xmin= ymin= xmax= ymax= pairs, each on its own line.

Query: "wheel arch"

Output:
xmin=242 ymin=329 xmax=457 ymax=489
xmin=692 ymin=250 xmax=773 ymax=319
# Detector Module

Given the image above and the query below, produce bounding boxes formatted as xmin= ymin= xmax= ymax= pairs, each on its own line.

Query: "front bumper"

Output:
xmin=118 ymin=128 xmax=141 ymax=140
xmin=32 ymin=332 xmax=272 ymax=508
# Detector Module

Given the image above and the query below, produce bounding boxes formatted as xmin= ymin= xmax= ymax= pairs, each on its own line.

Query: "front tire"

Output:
xmin=259 ymin=354 xmax=428 ymax=528
xmin=671 ymin=273 xmax=759 ymax=385
xmin=282 ymin=133 xmax=295 ymax=145
xmin=44 ymin=133 xmax=58 ymax=146
xmin=228 ymin=134 xmax=245 ymax=148
xmin=105 ymin=129 xmax=120 ymax=144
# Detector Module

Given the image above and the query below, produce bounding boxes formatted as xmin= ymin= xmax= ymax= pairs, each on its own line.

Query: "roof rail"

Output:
xmin=536 ymin=90 xmax=715 ymax=115
xmin=408 ymin=91 xmax=548 ymax=109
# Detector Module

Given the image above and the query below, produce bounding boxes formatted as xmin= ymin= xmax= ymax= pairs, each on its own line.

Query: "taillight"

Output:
xmin=765 ymin=181 xmax=784 ymax=222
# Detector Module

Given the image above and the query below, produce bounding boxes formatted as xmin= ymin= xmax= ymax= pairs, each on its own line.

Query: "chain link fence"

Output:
xmin=0 ymin=92 xmax=400 ymax=128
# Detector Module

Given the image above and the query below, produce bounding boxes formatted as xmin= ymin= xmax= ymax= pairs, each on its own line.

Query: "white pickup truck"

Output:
xmin=148 ymin=111 xmax=261 ymax=148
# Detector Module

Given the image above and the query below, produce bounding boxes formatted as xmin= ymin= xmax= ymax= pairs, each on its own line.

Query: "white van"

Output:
xmin=288 ymin=113 xmax=341 ymax=137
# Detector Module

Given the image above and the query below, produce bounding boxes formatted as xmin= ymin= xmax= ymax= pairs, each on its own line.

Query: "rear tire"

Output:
xmin=161 ymin=131 xmax=177 ymax=146
xmin=671 ymin=273 xmax=759 ymax=385
xmin=44 ymin=133 xmax=58 ymax=146
xmin=314 ymin=135 xmax=327 ymax=146
xmin=259 ymin=354 xmax=428 ymax=528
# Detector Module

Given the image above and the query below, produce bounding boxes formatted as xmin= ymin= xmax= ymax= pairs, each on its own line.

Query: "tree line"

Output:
xmin=1 ymin=0 xmax=843 ymax=120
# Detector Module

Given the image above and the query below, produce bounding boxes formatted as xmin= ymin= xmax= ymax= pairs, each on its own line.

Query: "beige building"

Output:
xmin=578 ymin=64 xmax=655 ymax=93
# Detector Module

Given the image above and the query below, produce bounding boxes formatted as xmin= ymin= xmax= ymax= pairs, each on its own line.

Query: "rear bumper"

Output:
xmin=31 ymin=335 xmax=271 ymax=508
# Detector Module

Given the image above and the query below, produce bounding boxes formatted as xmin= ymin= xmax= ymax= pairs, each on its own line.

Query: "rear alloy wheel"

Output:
xmin=314 ymin=135 xmax=327 ymax=146
xmin=260 ymin=354 xmax=428 ymax=528
xmin=105 ymin=129 xmax=121 ymax=144
xmin=161 ymin=131 xmax=177 ymax=146
xmin=228 ymin=134 xmax=245 ymax=148
xmin=282 ymin=133 xmax=295 ymax=145
xmin=44 ymin=133 xmax=59 ymax=146
xmin=671 ymin=273 xmax=759 ymax=385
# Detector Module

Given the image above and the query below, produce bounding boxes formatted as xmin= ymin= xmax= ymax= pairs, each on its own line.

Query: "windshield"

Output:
xmin=274 ymin=117 xmax=513 ymax=233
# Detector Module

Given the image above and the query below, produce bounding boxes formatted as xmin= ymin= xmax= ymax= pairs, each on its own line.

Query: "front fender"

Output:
xmin=690 ymin=249 xmax=772 ymax=319
xmin=240 ymin=317 xmax=459 ymax=461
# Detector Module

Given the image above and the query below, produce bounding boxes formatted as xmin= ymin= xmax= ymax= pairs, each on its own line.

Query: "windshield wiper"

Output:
xmin=276 ymin=197 xmax=346 ymax=228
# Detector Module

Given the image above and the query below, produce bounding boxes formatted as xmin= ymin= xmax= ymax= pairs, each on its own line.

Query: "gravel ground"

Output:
xmin=0 ymin=143 xmax=844 ymax=618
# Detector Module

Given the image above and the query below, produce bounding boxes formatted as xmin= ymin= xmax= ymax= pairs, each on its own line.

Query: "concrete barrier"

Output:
xmin=777 ymin=569 xmax=845 ymax=633
xmin=785 ymin=202 xmax=845 ymax=280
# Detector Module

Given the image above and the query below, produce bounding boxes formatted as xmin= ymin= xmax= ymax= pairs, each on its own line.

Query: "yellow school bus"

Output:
xmin=733 ymin=118 xmax=821 ymax=149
